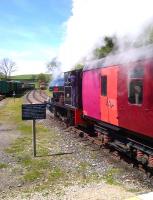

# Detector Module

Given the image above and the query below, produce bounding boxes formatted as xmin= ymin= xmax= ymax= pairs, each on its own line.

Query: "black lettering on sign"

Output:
xmin=22 ymin=104 xmax=46 ymax=120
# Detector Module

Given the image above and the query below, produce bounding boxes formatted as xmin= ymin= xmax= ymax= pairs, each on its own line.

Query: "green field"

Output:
xmin=11 ymin=74 xmax=35 ymax=80
xmin=11 ymin=74 xmax=51 ymax=81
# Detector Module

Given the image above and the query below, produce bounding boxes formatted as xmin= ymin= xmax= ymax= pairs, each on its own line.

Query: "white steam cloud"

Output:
xmin=58 ymin=0 xmax=153 ymax=72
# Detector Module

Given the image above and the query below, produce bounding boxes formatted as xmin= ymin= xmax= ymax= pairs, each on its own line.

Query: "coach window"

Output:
xmin=128 ymin=67 xmax=144 ymax=105
xmin=101 ymin=76 xmax=107 ymax=96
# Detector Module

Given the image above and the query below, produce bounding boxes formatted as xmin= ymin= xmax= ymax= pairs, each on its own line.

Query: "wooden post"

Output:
xmin=32 ymin=119 xmax=36 ymax=157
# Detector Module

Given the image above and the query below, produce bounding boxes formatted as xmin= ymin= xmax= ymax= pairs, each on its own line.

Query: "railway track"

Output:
xmin=47 ymin=111 xmax=153 ymax=180
xmin=77 ymin=132 xmax=153 ymax=178
xmin=38 ymin=90 xmax=48 ymax=99
xmin=25 ymin=89 xmax=48 ymax=104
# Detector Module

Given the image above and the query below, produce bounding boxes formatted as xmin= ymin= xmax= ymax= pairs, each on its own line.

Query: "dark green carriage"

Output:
xmin=0 ymin=81 xmax=10 ymax=95
xmin=9 ymin=81 xmax=23 ymax=94
xmin=0 ymin=80 xmax=23 ymax=95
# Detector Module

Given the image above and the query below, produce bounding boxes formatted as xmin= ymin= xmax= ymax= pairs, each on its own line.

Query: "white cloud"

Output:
xmin=58 ymin=0 xmax=153 ymax=71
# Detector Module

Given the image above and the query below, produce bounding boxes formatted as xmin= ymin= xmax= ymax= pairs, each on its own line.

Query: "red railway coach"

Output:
xmin=49 ymin=45 xmax=153 ymax=168
xmin=82 ymin=45 xmax=153 ymax=168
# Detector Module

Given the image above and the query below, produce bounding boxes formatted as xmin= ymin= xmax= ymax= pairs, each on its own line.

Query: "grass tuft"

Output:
xmin=23 ymin=170 xmax=42 ymax=182
xmin=103 ymin=168 xmax=120 ymax=185
xmin=0 ymin=163 xmax=8 ymax=169
xmin=49 ymin=167 xmax=64 ymax=182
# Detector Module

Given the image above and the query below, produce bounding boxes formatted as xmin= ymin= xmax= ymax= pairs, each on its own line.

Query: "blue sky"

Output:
xmin=0 ymin=0 xmax=72 ymax=74
xmin=0 ymin=0 xmax=153 ymax=75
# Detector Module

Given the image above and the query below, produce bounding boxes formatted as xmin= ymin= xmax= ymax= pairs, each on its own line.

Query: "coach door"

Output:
xmin=100 ymin=67 xmax=119 ymax=126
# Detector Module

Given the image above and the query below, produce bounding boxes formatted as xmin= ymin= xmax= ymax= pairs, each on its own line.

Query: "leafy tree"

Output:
xmin=0 ymin=58 xmax=16 ymax=80
xmin=47 ymin=57 xmax=61 ymax=73
xmin=37 ymin=73 xmax=46 ymax=82
xmin=45 ymin=74 xmax=51 ymax=82
xmin=37 ymin=73 xmax=50 ymax=83
xmin=144 ymin=26 xmax=153 ymax=45
xmin=134 ymin=25 xmax=153 ymax=47
xmin=94 ymin=36 xmax=117 ymax=59
xmin=0 ymin=72 xmax=4 ymax=79
xmin=31 ymin=74 xmax=37 ymax=82
xmin=74 ymin=63 xmax=84 ymax=69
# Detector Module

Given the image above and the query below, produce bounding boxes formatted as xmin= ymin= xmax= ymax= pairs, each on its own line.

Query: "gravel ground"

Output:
xmin=0 ymin=98 xmax=153 ymax=200
xmin=5 ymin=183 xmax=135 ymax=200
xmin=43 ymin=113 xmax=153 ymax=192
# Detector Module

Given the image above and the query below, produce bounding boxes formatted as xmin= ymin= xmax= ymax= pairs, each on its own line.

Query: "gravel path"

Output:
xmin=0 ymin=124 xmax=21 ymax=193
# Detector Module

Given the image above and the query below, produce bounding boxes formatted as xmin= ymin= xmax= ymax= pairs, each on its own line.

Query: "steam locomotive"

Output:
xmin=48 ymin=45 xmax=153 ymax=169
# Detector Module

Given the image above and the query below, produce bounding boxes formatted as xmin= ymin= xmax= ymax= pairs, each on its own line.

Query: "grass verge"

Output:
xmin=1 ymin=98 xmax=66 ymax=191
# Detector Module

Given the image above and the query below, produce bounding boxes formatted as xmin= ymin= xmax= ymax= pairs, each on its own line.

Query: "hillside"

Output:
xmin=11 ymin=74 xmax=51 ymax=81
xmin=11 ymin=74 xmax=36 ymax=80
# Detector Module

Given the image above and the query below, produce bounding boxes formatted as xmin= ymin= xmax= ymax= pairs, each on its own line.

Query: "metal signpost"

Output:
xmin=32 ymin=119 xmax=36 ymax=157
xmin=13 ymin=91 xmax=16 ymax=102
xmin=22 ymin=104 xmax=46 ymax=157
